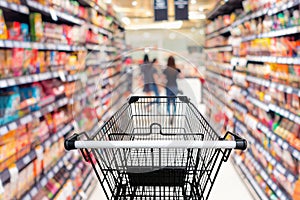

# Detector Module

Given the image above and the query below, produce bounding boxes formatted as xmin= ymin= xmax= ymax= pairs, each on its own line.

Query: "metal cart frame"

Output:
xmin=65 ymin=96 xmax=247 ymax=200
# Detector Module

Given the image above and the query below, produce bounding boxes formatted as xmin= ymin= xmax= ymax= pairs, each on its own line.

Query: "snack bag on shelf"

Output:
xmin=0 ymin=9 xmax=8 ymax=40
xmin=30 ymin=13 xmax=43 ymax=42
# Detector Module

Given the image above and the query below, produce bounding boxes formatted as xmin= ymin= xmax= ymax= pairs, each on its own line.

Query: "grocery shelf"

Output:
xmin=232 ymin=155 xmax=269 ymax=200
xmin=246 ymin=75 xmax=300 ymax=97
xmin=242 ymin=26 xmax=300 ymax=42
xmin=0 ymin=1 xmax=29 ymax=14
xmin=0 ymin=124 xmax=73 ymax=185
xmin=88 ymin=23 xmax=112 ymax=37
xmin=73 ymin=168 xmax=93 ymax=200
xmin=246 ymin=95 xmax=269 ymax=112
xmin=0 ymin=97 xmax=68 ymax=135
xmin=257 ymin=123 xmax=300 ymax=161
xmin=26 ymin=0 xmax=84 ymax=25
xmin=205 ymin=45 xmax=233 ymax=53
xmin=232 ymin=100 xmax=248 ymax=114
xmin=245 ymin=151 xmax=290 ymax=200
xmin=20 ymin=151 xmax=73 ymax=200
xmin=247 ymin=55 xmax=300 ymax=65
xmin=0 ymin=71 xmax=59 ymax=88
xmin=267 ymin=0 xmax=300 ymax=16
xmin=51 ymin=159 xmax=81 ymax=200
xmin=235 ymin=119 xmax=297 ymax=184
xmin=0 ymin=39 xmax=86 ymax=51
xmin=269 ymin=104 xmax=300 ymax=125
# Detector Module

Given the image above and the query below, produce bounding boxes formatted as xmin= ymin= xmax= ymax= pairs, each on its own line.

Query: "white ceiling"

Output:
xmin=108 ymin=0 xmax=217 ymax=29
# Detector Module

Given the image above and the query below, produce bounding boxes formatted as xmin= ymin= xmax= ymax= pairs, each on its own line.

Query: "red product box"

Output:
xmin=7 ymin=21 xmax=21 ymax=41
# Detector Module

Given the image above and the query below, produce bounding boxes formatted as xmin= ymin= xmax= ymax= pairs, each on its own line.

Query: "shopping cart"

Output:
xmin=65 ymin=96 xmax=247 ymax=200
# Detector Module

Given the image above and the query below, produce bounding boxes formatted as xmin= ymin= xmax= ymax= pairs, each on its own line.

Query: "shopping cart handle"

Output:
xmin=65 ymin=133 xmax=79 ymax=150
xmin=223 ymin=131 xmax=247 ymax=150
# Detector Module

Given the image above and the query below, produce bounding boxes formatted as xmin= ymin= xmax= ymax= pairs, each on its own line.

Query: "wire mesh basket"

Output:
xmin=65 ymin=96 xmax=247 ymax=200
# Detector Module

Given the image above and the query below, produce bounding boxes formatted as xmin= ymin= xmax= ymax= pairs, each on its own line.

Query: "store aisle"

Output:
xmin=88 ymin=65 xmax=253 ymax=200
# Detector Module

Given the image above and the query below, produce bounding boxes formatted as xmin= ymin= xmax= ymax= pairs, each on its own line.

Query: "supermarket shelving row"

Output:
xmin=206 ymin=0 xmax=300 ymax=39
xmin=0 ymin=123 xmax=73 ymax=185
xmin=246 ymin=75 xmax=300 ymax=96
xmin=20 ymin=151 xmax=73 ymax=200
xmin=257 ymin=122 xmax=300 ymax=161
xmin=232 ymin=155 xmax=269 ymax=200
xmin=0 ymin=96 xmax=69 ymax=135
xmin=204 ymin=45 xmax=233 ymax=53
xmin=247 ymin=55 xmax=300 ymax=65
xmin=235 ymin=117 xmax=297 ymax=183
xmin=205 ymin=0 xmax=300 ymax=197
xmin=242 ymin=26 xmax=300 ymax=42
xmin=25 ymin=0 xmax=82 ymax=24
xmin=0 ymin=39 xmax=86 ymax=51
xmin=0 ymin=1 xmax=29 ymax=14
xmin=73 ymin=168 xmax=94 ymax=200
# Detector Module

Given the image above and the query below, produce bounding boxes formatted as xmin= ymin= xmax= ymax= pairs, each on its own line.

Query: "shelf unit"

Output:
xmin=0 ymin=0 xmax=128 ymax=199
xmin=205 ymin=0 xmax=300 ymax=198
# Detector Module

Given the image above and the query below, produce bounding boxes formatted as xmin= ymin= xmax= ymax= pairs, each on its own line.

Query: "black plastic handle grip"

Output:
xmin=223 ymin=131 xmax=247 ymax=150
xmin=64 ymin=133 xmax=79 ymax=150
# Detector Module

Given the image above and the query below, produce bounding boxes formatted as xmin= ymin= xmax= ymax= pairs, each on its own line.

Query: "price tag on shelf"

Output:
xmin=30 ymin=187 xmax=38 ymax=197
xmin=0 ymin=126 xmax=8 ymax=136
xmin=45 ymin=140 xmax=51 ymax=148
xmin=288 ymin=113 xmax=295 ymax=121
xmin=53 ymin=165 xmax=59 ymax=173
xmin=47 ymin=171 xmax=54 ymax=179
xmin=23 ymin=154 xmax=31 ymax=165
xmin=19 ymin=5 xmax=29 ymax=14
xmin=58 ymin=70 xmax=66 ymax=82
xmin=8 ymin=165 xmax=19 ymax=183
xmin=35 ymin=146 xmax=44 ymax=160
xmin=19 ymin=77 xmax=26 ymax=84
xmin=20 ymin=114 xmax=33 ymax=125
xmin=47 ymin=105 xmax=54 ymax=112
xmin=293 ymin=150 xmax=300 ymax=160
xmin=10 ymin=3 xmax=18 ymax=11
xmin=0 ymin=179 xmax=4 ymax=195
xmin=41 ymin=177 xmax=47 ymax=187
xmin=8 ymin=122 xmax=17 ymax=130
xmin=32 ymin=42 xmax=39 ymax=49
xmin=295 ymin=116 xmax=300 ymax=124
xmin=0 ymin=1 xmax=8 ymax=7
xmin=49 ymin=8 xmax=58 ymax=21
xmin=4 ymin=40 xmax=13 ymax=48
xmin=53 ymin=134 xmax=58 ymax=142
xmin=7 ymin=78 xmax=16 ymax=86
xmin=0 ymin=80 xmax=8 ymax=88
xmin=58 ymin=161 xmax=63 ymax=168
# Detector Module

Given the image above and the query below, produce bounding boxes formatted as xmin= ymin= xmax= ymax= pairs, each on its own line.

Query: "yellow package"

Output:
xmin=0 ymin=9 xmax=8 ymax=40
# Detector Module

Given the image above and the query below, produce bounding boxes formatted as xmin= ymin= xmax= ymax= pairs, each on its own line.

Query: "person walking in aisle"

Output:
xmin=163 ymin=56 xmax=181 ymax=120
xmin=140 ymin=54 xmax=159 ymax=97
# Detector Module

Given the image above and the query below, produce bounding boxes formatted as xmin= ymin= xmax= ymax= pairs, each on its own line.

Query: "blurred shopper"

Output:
xmin=140 ymin=54 xmax=159 ymax=97
xmin=163 ymin=56 xmax=181 ymax=117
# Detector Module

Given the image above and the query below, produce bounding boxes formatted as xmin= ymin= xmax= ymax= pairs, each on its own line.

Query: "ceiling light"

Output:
xmin=144 ymin=48 xmax=150 ymax=53
xmin=191 ymin=0 xmax=197 ymax=4
xmin=132 ymin=1 xmax=137 ymax=6
xmin=126 ymin=21 xmax=183 ymax=30
xmin=121 ymin=17 xmax=131 ymax=25
xmin=146 ymin=11 xmax=152 ymax=16
xmin=105 ymin=0 xmax=112 ymax=3
xmin=189 ymin=11 xmax=206 ymax=20
xmin=198 ymin=7 xmax=204 ymax=12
